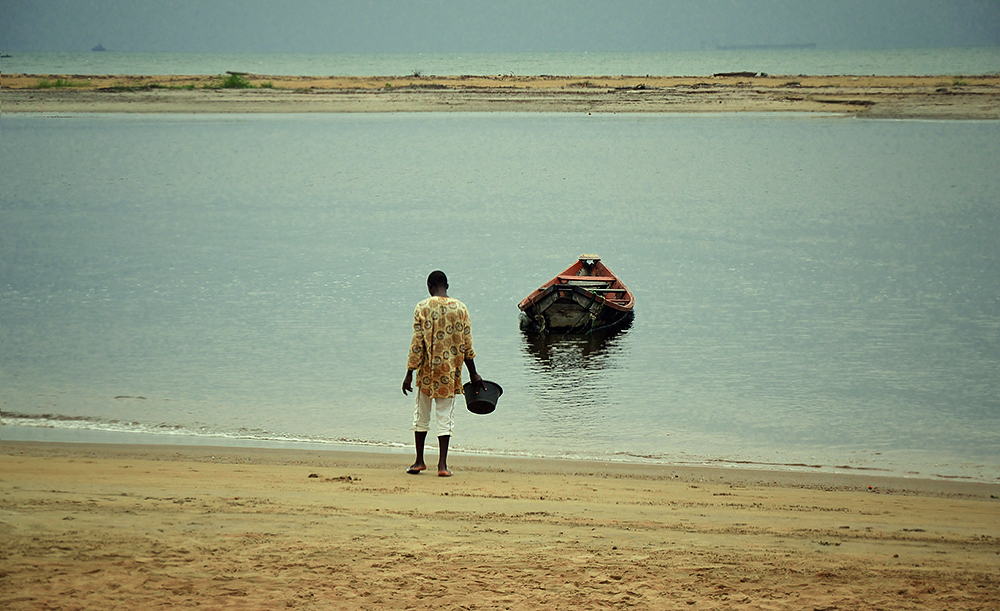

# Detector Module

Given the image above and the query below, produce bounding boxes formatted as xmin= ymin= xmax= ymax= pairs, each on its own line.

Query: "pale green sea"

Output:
xmin=2 ymin=109 xmax=998 ymax=481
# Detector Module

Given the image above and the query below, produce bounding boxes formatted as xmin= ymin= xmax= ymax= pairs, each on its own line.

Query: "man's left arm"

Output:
xmin=464 ymin=357 xmax=485 ymax=392
xmin=403 ymin=307 xmax=424 ymax=395
xmin=461 ymin=306 xmax=485 ymax=391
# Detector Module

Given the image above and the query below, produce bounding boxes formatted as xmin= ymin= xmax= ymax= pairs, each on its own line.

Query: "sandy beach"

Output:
xmin=3 ymin=71 xmax=999 ymax=607
xmin=1 ymin=441 xmax=997 ymax=610
xmin=3 ymin=73 xmax=999 ymax=118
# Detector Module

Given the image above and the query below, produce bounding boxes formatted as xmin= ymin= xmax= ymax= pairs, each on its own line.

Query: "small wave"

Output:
xmin=4 ymin=411 xmax=994 ymax=482
xmin=0 ymin=411 xmax=402 ymax=450
xmin=2 ymin=412 xmax=111 ymax=426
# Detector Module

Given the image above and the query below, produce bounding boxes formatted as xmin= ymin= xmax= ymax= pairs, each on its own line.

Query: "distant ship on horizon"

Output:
xmin=92 ymin=43 xmax=107 ymax=52
xmin=717 ymin=42 xmax=817 ymax=51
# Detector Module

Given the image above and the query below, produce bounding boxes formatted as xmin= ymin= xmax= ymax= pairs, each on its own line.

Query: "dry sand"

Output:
xmin=1 ymin=441 xmax=997 ymax=610
xmin=3 ymin=73 xmax=999 ymax=118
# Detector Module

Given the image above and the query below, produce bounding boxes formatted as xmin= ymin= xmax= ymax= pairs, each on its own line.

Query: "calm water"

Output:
xmin=2 ymin=112 xmax=998 ymax=481
xmin=3 ymin=48 xmax=1000 ymax=77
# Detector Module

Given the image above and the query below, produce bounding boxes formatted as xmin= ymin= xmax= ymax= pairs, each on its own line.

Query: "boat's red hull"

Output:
xmin=518 ymin=255 xmax=634 ymax=333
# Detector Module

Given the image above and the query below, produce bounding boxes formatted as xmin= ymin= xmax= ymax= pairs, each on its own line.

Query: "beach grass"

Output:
xmin=212 ymin=72 xmax=255 ymax=89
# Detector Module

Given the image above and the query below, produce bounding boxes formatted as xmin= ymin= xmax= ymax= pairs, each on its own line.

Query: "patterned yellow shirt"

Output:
xmin=407 ymin=296 xmax=476 ymax=398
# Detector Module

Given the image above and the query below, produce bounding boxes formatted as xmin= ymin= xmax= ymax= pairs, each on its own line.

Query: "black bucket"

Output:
xmin=463 ymin=380 xmax=503 ymax=414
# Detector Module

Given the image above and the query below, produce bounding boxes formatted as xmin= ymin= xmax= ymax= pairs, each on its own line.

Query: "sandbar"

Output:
xmin=1 ymin=441 xmax=997 ymax=610
xmin=3 ymin=73 xmax=999 ymax=118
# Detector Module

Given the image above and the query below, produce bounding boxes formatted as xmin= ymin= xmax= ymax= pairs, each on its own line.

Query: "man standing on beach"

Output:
xmin=402 ymin=270 xmax=484 ymax=477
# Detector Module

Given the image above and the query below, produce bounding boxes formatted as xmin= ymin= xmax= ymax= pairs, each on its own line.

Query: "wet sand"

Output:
xmin=1 ymin=441 xmax=998 ymax=610
xmin=3 ymin=73 xmax=999 ymax=118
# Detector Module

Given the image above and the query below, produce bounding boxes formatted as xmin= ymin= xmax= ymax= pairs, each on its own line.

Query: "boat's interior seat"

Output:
xmin=558 ymin=275 xmax=616 ymax=286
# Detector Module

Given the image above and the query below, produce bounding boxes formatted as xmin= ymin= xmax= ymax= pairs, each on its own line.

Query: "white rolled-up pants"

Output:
xmin=412 ymin=391 xmax=455 ymax=437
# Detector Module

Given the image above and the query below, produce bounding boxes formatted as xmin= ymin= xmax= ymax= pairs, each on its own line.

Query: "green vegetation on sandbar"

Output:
xmin=209 ymin=73 xmax=255 ymax=89
xmin=29 ymin=73 xmax=278 ymax=91
xmin=202 ymin=74 xmax=279 ymax=89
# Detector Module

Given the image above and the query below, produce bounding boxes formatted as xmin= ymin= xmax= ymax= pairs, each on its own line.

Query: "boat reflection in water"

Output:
xmin=520 ymin=320 xmax=633 ymax=441
xmin=522 ymin=320 xmax=632 ymax=372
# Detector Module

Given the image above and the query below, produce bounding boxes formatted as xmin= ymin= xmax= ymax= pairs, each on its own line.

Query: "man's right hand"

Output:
xmin=402 ymin=370 xmax=414 ymax=395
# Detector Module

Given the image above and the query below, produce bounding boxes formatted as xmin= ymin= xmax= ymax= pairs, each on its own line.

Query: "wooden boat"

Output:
xmin=518 ymin=254 xmax=635 ymax=333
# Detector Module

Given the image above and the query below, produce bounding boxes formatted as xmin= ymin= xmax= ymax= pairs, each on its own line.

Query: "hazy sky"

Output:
xmin=2 ymin=0 xmax=998 ymax=53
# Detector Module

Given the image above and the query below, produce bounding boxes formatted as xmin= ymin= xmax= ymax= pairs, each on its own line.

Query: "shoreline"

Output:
xmin=5 ymin=423 xmax=996 ymax=485
xmin=2 ymin=440 xmax=998 ymax=610
xmin=3 ymin=73 xmax=999 ymax=118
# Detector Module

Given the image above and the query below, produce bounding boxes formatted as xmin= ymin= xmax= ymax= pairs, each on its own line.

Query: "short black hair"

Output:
xmin=427 ymin=270 xmax=448 ymax=288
